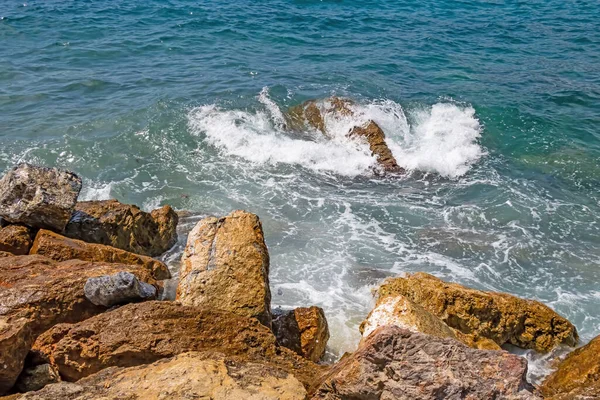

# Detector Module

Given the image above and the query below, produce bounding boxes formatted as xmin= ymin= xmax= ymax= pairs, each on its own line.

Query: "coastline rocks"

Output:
xmin=83 ymin=271 xmax=157 ymax=307
xmin=348 ymin=121 xmax=404 ymax=173
xmin=14 ymin=364 xmax=60 ymax=393
xmin=65 ymin=200 xmax=178 ymax=257
xmin=0 ymin=225 xmax=34 ymax=256
xmin=272 ymin=307 xmax=330 ymax=362
xmin=0 ymin=255 xmax=158 ymax=394
xmin=378 ymin=272 xmax=578 ymax=352
xmin=29 ymin=229 xmax=170 ymax=280
xmin=0 ymin=164 xmax=82 ymax=232
xmin=176 ymin=210 xmax=272 ymax=327
xmin=311 ymin=326 xmax=540 ymax=400
xmin=540 ymin=334 xmax=600 ymax=399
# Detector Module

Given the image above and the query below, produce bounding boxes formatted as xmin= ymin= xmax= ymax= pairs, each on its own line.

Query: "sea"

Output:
xmin=1 ymin=0 xmax=599 ymax=382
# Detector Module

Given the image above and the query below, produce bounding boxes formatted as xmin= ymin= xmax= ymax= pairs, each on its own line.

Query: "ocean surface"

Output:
xmin=1 ymin=0 xmax=599 ymax=381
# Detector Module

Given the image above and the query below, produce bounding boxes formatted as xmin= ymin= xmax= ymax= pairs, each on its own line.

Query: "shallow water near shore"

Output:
xmin=1 ymin=0 xmax=600 ymax=383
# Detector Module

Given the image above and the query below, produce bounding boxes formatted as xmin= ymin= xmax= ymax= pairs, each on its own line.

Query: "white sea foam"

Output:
xmin=79 ymin=180 xmax=114 ymax=201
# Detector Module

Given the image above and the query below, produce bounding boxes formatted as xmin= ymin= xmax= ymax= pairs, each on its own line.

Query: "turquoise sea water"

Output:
xmin=1 ymin=0 xmax=599 ymax=379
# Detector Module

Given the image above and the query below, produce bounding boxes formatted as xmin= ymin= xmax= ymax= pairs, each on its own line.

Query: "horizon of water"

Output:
xmin=1 ymin=0 xmax=599 ymax=382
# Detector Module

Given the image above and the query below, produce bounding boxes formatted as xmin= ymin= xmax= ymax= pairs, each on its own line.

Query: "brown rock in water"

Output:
xmin=29 ymin=229 xmax=170 ymax=280
xmin=30 ymin=301 xmax=323 ymax=388
xmin=0 ymin=164 xmax=82 ymax=232
xmin=176 ymin=210 xmax=272 ymax=327
xmin=377 ymin=272 xmax=578 ymax=352
xmin=0 ymin=225 xmax=34 ymax=256
xmin=349 ymin=121 xmax=403 ymax=173
xmin=7 ymin=352 xmax=308 ymax=400
xmin=0 ymin=255 xmax=158 ymax=395
xmin=311 ymin=326 xmax=540 ymax=400
xmin=64 ymin=199 xmax=178 ymax=257
xmin=272 ymin=307 xmax=330 ymax=362
xmin=540 ymin=334 xmax=600 ymax=399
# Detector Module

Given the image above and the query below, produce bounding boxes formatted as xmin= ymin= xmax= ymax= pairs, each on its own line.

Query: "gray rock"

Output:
xmin=15 ymin=364 xmax=60 ymax=393
xmin=84 ymin=272 xmax=157 ymax=307
xmin=0 ymin=164 xmax=82 ymax=232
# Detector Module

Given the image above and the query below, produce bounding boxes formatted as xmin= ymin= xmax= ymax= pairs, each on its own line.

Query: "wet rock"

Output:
xmin=29 ymin=229 xmax=170 ymax=280
xmin=349 ymin=121 xmax=404 ymax=173
xmin=0 ymin=225 xmax=34 ymax=256
xmin=30 ymin=301 xmax=323 ymax=387
xmin=272 ymin=307 xmax=330 ymax=362
xmin=312 ymin=326 xmax=540 ymax=400
xmin=84 ymin=271 xmax=157 ymax=307
xmin=540 ymin=334 xmax=600 ymax=399
xmin=8 ymin=352 xmax=307 ymax=400
xmin=64 ymin=199 xmax=178 ymax=257
xmin=176 ymin=210 xmax=272 ymax=327
xmin=14 ymin=364 xmax=60 ymax=393
xmin=377 ymin=272 xmax=578 ymax=352
xmin=0 ymin=164 xmax=82 ymax=232
xmin=0 ymin=255 xmax=158 ymax=395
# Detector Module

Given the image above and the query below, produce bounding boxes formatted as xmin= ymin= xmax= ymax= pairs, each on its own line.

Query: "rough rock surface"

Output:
xmin=83 ymin=271 xmax=157 ymax=307
xmin=349 ymin=121 xmax=404 ymax=173
xmin=64 ymin=199 xmax=178 ymax=257
xmin=377 ymin=272 xmax=578 ymax=352
xmin=540 ymin=334 xmax=600 ymax=399
xmin=312 ymin=326 xmax=541 ymax=400
xmin=14 ymin=364 xmax=60 ymax=393
xmin=0 ymin=225 xmax=34 ymax=256
xmin=30 ymin=301 xmax=323 ymax=387
xmin=0 ymin=255 xmax=158 ymax=395
xmin=6 ymin=352 xmax=307 ymax=400
xmin=272 ymin=307 xmax=330 ymax=362
xmin=0 ymin=164 xmax=82 ymax=232
xmin=0 ymin=251 xmax=13 ymax=258
xmin=176 ymin=210 xmax=272 ymax=327
xmin=29 ymin=229 xmax=170 ymax=280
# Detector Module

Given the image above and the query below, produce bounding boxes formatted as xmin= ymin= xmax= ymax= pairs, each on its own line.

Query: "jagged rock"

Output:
xmin=540 ymin=334 xmax=600 ymax=399
xmin=30 ymin=301 xmax=323 ymax=388
xmin=64 ymin=199 xmax=178 ymax=257
xmin=272 ymin=307 xmax=330 ymax=363
xmin=176 ymin=210 xmax=272 ymax=327
xmin=360 ymin=293 xmax=500 ymax=350
xmin=84 ymin=271 xmax=157 ymax=307
xmin=29 ymin=229 xmax=170 ymax=280
xmin=0 ymin=255 xmax=158 ymax=395
xmin=312 ymin=326 xmax=540 ymax=400
xmin=0 ymin=251 xmax=13 ymax=258
xmin=0 ymin=164 xmax=82 ymax=232
xmin=377 ymin=272 xmax=578 ymax=352
xmin=0 ymin=225 xmax=34 ymax=256
xmin=7 ymin=352 xmax=308 ymax=400
xmin=14 ymin=364 xmax=60 ymax=393
xmin=349 ymin=121 xmax=404 ymax=173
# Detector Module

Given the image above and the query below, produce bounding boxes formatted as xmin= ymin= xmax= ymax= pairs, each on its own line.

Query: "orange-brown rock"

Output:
xmin=64 ymin=200 xmax=178 ymax=257
xmin=349 ymin=121 xmax=403 ymax=173
xmin=0 ymin=251 xmax=13 ymax=258
xmin=377 ymin=272 xmax=578 ymax=352
xmin=540 ymin=334 xmax=600 ymax=399
xmin=272 ymin=307 xmax=330 ymax=362
xmin=0 ymin=225 xmax=34 ymax=256
xmin=29 ymin=229 xmax=170 ymax=280
xmin=7 ymin=352 xmax=308 ymax=400
xmin=176 ymin=210 xmax=272 ymax=327
xmin=30 ymin=301 xmax=323 ymax=389
xmin=0 ymin=255 xmax=158 ymax=395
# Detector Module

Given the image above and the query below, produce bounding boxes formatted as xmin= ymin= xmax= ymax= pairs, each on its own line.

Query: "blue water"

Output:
xmin=1 ymin=0 xmax=599 ymax=379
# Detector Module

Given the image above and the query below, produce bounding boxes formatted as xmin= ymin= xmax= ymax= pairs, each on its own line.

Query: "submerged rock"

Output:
xmin=0 ymin=164 xmax=82 ymax=232
xmin=84 ymin=271 xmax=157 ymax=307
xmin=29 ymin=229 xmax=170 ymax=280
xmin=65 ymin=199 xmax=178 ymax=257
xmin=0 ymin=225 xmax=34 ymax=256
xmin=14 ymin=364 xmax=60 ymax=393
xmin=272 ymin=307 xmax=330 ymax=362
xmin=377 ymin=272 xmax=578 ymax=352
xmin=176 ymin=210 xmax=272 ymax=327
xmin=312 ymin=326 xmax=540 ymax=400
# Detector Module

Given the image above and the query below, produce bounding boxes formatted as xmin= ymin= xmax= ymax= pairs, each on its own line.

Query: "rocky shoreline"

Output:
xmin=0 ymin=162 xmax=598 ymax=399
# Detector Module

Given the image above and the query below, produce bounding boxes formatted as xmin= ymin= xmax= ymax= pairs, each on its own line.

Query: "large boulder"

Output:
xmin=30 ymin=301 xmax=323 ymax=388
xmin=0 ymin=225 xmax=34 ymax=256
xmin=311 ymin=326 xmax=540 ymax=400
xmin=540 ymin=334 xmax=600 ymax=399
xmin=6 ymin=352 xmax=307 ymax=400
xmin=272 ymin=307 xmax=330 ymax=362
xmin=176 ymin=210 xmax=272 ymax=327
xmin=0 ymin=164 xmax=81 ymax=232
xmin=0 ymin=255 xmax=159 ymax=395
xmin=64 ymin=199 xmax=178 ymax=257
xmin=377 ymin=272 xmax=578 ymax=352
xmin=29 ymin=229 xmax=170 ymax=280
